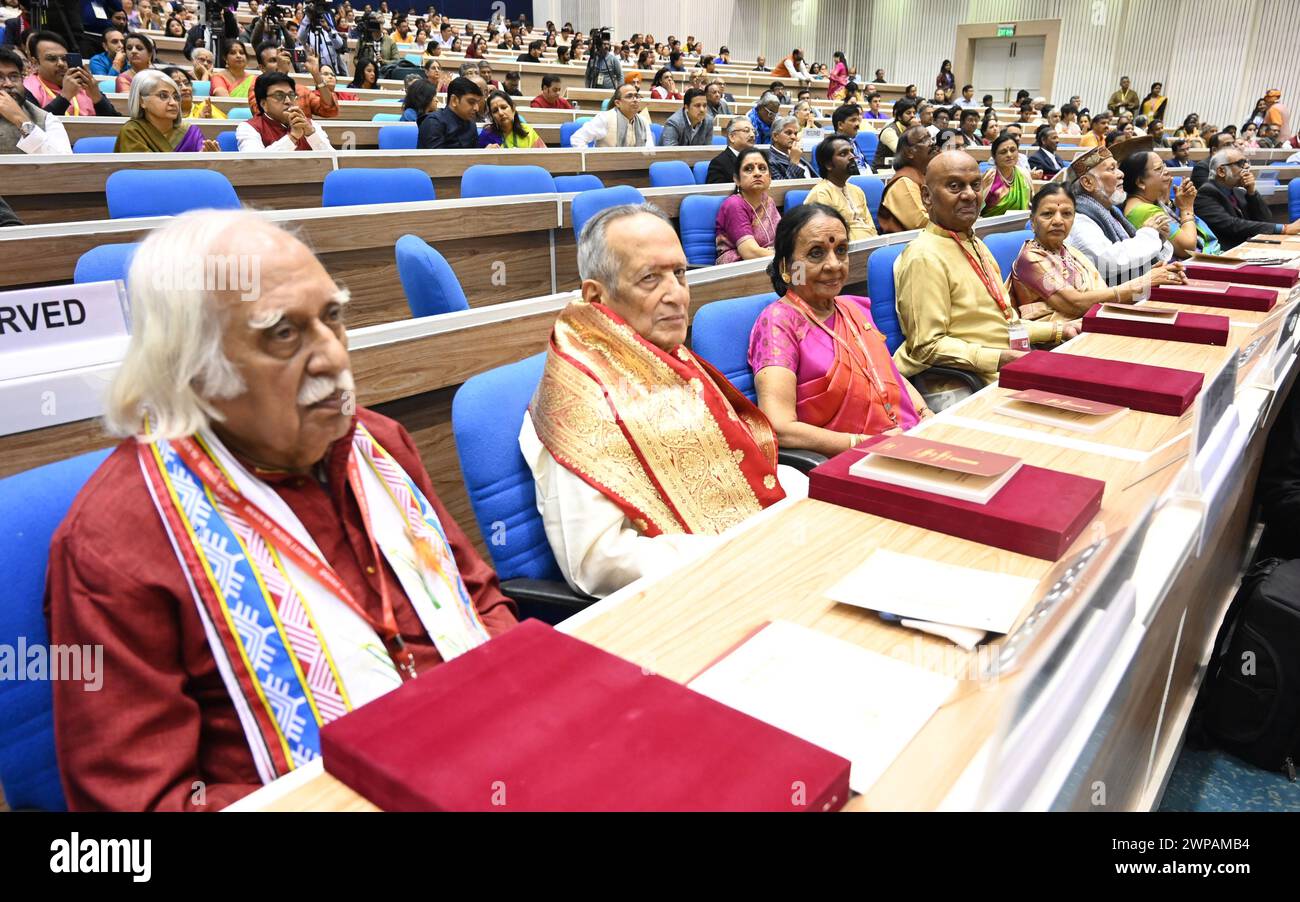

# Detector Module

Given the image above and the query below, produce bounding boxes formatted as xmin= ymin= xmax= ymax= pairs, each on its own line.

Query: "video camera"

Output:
xmin=263 ymin=1 xmax=284 ymax=22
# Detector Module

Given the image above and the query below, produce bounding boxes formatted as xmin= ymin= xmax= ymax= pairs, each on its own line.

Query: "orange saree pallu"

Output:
xmin=530 ymin=301 xmax=786 ymax=537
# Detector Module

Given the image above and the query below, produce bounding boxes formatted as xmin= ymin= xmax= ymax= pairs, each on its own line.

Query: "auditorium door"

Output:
xmin=971 ymin=35 xmax=1046 ymax=103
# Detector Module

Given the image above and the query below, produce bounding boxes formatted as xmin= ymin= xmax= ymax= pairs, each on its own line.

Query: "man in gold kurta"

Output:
xmin=804 ymin=135 xmax=878 ymax=242
xmin=893 ymin=151 xmax=1078 ymax=382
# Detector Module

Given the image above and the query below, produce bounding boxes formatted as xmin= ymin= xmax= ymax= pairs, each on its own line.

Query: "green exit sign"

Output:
xmin=997 ymin=24 xmax=1016 ymax=37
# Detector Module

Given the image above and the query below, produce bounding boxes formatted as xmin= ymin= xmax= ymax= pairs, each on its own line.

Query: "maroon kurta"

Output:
xmin=44 ymin=409 xmax=517 ymax=812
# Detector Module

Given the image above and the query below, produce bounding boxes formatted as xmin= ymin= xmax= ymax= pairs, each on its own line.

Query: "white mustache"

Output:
xmin=298 ymin=369 xmax=355 ymax=406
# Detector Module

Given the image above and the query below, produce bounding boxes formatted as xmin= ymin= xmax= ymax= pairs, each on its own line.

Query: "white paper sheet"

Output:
xmin=824 ymin=548 xmax=1039 ymax=635
xmin=687 ymin=621 xmax=957 ymax=794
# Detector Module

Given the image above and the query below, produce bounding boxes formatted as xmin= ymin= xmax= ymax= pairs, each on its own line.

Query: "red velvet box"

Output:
xmin=998 ymin=350 xmax=1203 ymax=416
xmin=1182 ymin=263 xmax=1299 ymax=289
xmin=1081 ymin=305 xmax=1230 ymax=346
xmin=1147 ymin=283 xmax=1277 ymax=312
xmin=808 ymin=448 xmax=1104 ymax=561
xmin=320 ymin=619 xmax=852 ymax=811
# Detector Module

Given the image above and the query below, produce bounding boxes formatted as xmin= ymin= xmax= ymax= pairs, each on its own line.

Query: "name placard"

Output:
xmin=1192 ymin=353 xmax=1238 ymax=459
xmin=0 ymin=281 xmax=129 ymax=358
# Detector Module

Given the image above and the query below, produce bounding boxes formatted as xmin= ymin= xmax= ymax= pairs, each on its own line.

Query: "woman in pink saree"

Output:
xmin=749 ymin=203 xmax=932 ymax=457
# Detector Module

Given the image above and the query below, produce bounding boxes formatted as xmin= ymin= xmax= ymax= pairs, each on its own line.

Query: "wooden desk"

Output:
xmin=0 ymin=144 xmax=721 ymax=223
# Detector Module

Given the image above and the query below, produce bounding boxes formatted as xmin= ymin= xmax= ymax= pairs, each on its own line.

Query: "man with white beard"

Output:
xmin=1065 ymin=141 xmax=1173 ymax=286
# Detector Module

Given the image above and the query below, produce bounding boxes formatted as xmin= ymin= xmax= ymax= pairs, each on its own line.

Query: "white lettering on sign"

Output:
xmin=0 ymin=281 xmax=129 ymax=360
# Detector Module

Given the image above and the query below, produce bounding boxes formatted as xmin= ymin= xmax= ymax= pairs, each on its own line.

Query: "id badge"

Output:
xmin=1008 ymin=322 xmax=1031 ymax=351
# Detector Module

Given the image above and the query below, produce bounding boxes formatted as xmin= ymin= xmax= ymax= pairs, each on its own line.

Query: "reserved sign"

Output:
xmin=0 ymin=281 xmax=129 ymax=355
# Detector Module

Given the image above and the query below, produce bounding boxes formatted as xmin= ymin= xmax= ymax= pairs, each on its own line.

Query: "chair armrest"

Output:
xmin=778 ymin=447 xmax=829 ymax=472
xmin=500 ymin=578 xmax=597 ymax=625
xmin=910 ymin=365 xmax=987 ymax=412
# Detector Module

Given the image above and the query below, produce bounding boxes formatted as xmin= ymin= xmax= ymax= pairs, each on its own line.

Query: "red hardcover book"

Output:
xmin=320 ymin=620 xmax=852 ymax=811
xmin=809 ymin=448 xmax=1104 ymax=560
xmin=998 ymin=350 xmax=1203 ymax=416
xmin=1082 ymin=304 xmax=1230 ymax=345
xmin=1182 ymin=262 xmax=1299 ymax=289
xmin=1147 ymin=282 xmax=1277 ymax=312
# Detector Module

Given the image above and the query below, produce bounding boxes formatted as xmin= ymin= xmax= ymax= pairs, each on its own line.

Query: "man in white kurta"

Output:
xmin=520 ymin=204 xmax=804 ymax=597
xmin=1064 ymin=141 xmax=1172 ymax=286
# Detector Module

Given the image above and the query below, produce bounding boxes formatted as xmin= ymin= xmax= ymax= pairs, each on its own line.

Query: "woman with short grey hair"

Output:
xmin=115 ymin=69 xmax=218 ymax=153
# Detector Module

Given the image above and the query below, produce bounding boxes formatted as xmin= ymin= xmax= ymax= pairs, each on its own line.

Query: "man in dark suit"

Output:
xmin=1191 ymin=131 xmax=1234 ymax=188
xmin=1194 ymin=147 xmax=1300 ymax=250
xmin=1028 ymin=125 xmax=1068 ymax=177
xmin=705 ymin=116 xmax=754 ymax=184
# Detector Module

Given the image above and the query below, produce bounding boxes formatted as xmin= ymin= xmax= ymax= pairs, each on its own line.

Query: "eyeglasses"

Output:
xmin=266 ymin=91 xmax=299 ymax=104
xmin=0 ymin=72 xmax=22 ymax=85
xmin=148 ymin=91 xmax=180 ymax=102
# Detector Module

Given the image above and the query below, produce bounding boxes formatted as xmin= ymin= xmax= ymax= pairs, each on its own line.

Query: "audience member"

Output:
xmin=878 ymin=125 xmax=934 ymax=233
xmin=417 ymin=75 xmax=482 ymax=149
xmin=805 ymin=135 xmax=877 ymax=241
xmin=715 ymin=147 xmax=779 ymax=264
xmin=236 ymin=71 xmax=334 ymax=151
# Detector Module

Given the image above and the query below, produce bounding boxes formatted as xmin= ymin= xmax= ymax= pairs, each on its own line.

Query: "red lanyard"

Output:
xmin=947 ymin=230 xmax=1014 ymax=322
xmin=174 ymin=437 xmax=417 ymax=679
xmin=785 ymin=294 xmax=898 ymax=424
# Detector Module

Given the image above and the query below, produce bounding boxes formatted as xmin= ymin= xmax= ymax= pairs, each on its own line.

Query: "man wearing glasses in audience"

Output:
xmin=0 ymin=46 xmax=72 ymax=154
xmin=236 ymin=71 xmax=334 ymax=151
xmin=22 ymin=31 xmax=119 ymax=117
xmin=569 ymin=82 xmax=654 ymax=148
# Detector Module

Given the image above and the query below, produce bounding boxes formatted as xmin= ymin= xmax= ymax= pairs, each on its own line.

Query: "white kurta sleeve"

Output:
xmin=519 ymin=412 xmax=719 ymax=597
xmin=16 ymin=113 xmax=71 ymax=154
xmin=568 ymin=115 xmax=607 ymax=148
xmin=1066 ymin=218 xmax=1170 ymax=285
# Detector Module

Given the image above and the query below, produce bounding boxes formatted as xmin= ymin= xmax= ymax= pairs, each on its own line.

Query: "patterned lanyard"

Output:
xmin=785 ymin=293 xmax=898 ymax=423
xmin=947 ymin=230 xmax=1014 ymax=321
xmin=175 ymin=436 xmax=418 ymax=679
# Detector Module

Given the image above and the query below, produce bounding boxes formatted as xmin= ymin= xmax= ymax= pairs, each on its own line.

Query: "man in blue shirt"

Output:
xmin=88 ymin=27 xmax=125 ymax=76
xmin=747 ymin=91 xmax=779 ymax=144
xmin=418 ymin=76 xmax=483 ymax=149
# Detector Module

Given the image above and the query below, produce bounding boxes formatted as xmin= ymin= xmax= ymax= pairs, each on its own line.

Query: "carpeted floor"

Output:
xmin=1158 ymin=745 xmax=1300 ymax=811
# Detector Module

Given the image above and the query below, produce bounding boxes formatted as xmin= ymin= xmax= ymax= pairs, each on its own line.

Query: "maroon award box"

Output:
xmin=808 ymin=447 xmax=1104 ymax=561
xmin=320 ymin=619 xmax=852 ymax=811
xmin=1081 ymin=304 xmax=1230 ymax=346
xmin=1147 ymin=282 xmax=1277 ymax=312
xmin=1182 ymin=262 xmax=1299 ymax=289
xmin=998 ymin=350 xmax=1203 ymax=416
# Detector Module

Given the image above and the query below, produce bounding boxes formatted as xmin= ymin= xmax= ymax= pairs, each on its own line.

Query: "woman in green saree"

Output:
xmin=211 ymin=40 xmax=254 ymax=99
xmin=1119 ymin=146 xmax=1219 ymax=258
xmin=980 ymin=133 xmax=1030 ymax=217
xmin=114 ymin=70 xmax=219 ymax=153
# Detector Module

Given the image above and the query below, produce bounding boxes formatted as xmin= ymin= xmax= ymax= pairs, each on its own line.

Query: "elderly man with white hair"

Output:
xmin=46 ymin=211 xmax=516 ymax=811
xmin=747 ymin=90 xmax=781 ymax=144
xmin=520 ymin=204 xmax=803 ymax=597
xmin=1064 ymin=140 xmax=1173 ymax=286
xmin=1194 ymin=145 xmax=1300 ymax=250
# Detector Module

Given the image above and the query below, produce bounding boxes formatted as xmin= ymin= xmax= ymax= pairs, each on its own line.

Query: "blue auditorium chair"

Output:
xmin=1290 ymin=179 xmax=1300 ymax=221
xmin=693 ymin=160 xmax=710 ymax=184
xmin=216 ymin=130 xmax=239 ymax=152
xmin=690 ymin=293 xmax=827 ymax=472
xmin=451 ymin=354 xmax=595 ymax=622
xmin=460 ymin=164 xmax=555 ymax=198
xmin=855 ymin=130 xmax=879 ymax=162
xmin=228 ymin=107 xmax=253 ymax=120
xmin=191 ymin=80 xmax=210 ymax=97
xmin=783 ymin=189 xmax=809 ymax=212
xmin=571 ymin=185 xmax=645 ymax=239
xmin=711 ymin=135 xmax=727 ymax=145
xmin=322 ymin=168 xmax=435 ymax=207
xmin=394 ymin=235 xmax=471 ymax=318
xmin=105 ymin=169 xmax=240 ymax=219
xmin=553 ymin=174 xmax=604 ymax=193
xmin=372 ymin=113 xmax=402 ymax=121
xmin=651 ymin=123 xmax=664 ymax=144
xmin=983 ymin=229 xmax=1032 ymax=279
xmin=849 ymin=175 xmax=885 ymax=225
xmin=648 ymin=160 xmax=694 ymax=188
xmin=679 ymin=195 xmax=726 ymax=266
xmin=865 ymin=243 xmax=985 ymax=410
xmin=559 ymin=117 xmax=593 ymax=147
xmin=96 ymin=77 xmax=115 ymax=95
xmin=72 ymin=136 xmax=116 ymax=153
xmin=0 ymin=449 xmax=113 ymax=811
xmin=73 ymin=242 xmax=139 ymax=285
xmin=378 ymin=124 xmax=418 ymax=150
